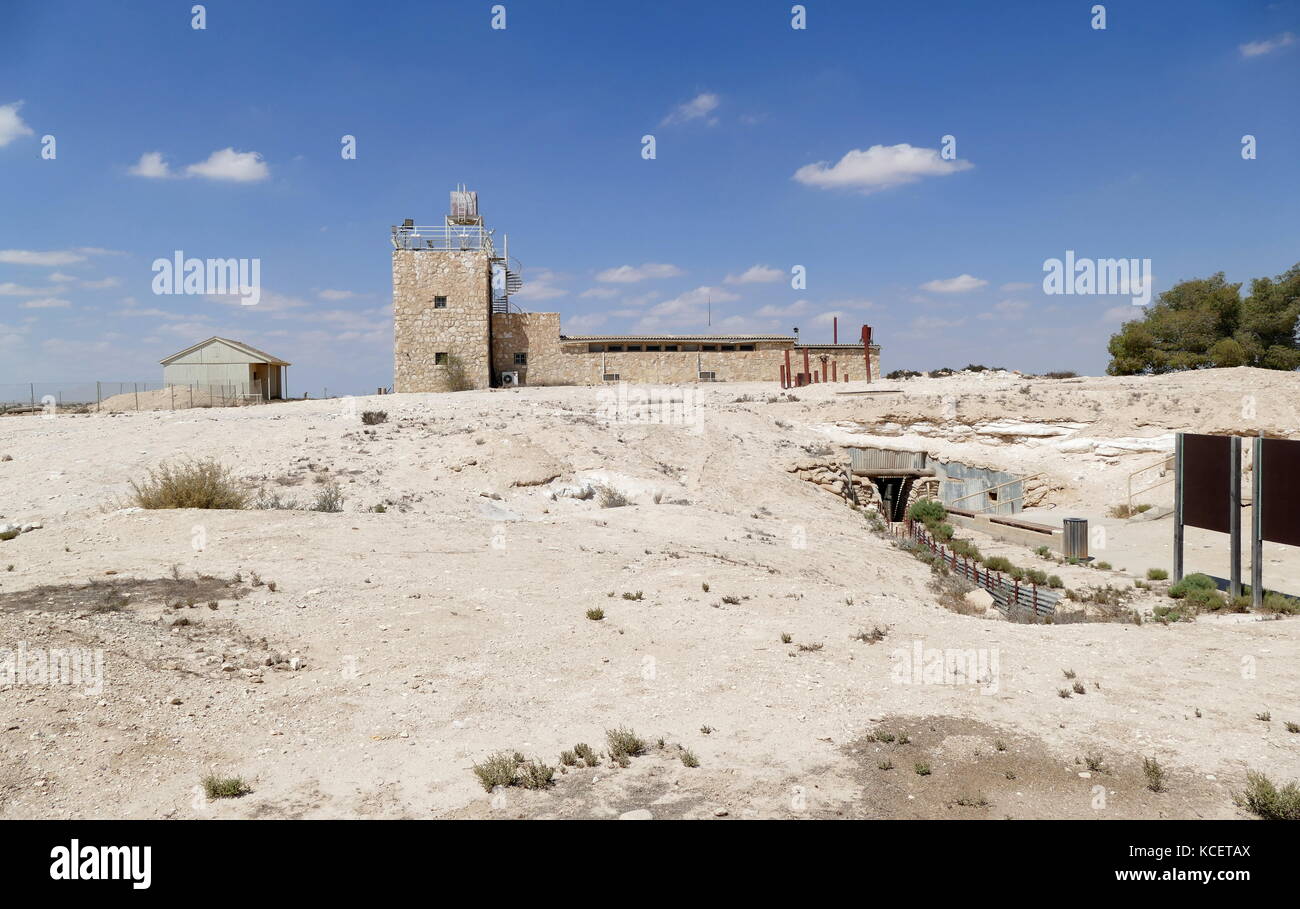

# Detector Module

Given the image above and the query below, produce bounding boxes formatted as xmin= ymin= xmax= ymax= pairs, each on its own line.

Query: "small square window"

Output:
xmin=433 ymin=296 xmax=447 ymax=309
xmin=513 ymin=352 xmax=527 ymax=366
xmin=434 ymin=352 xmax=448 ymax=365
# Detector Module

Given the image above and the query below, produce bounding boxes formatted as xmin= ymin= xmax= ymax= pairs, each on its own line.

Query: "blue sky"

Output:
xmin=1 ymin=0 xmax=1297 ymax=394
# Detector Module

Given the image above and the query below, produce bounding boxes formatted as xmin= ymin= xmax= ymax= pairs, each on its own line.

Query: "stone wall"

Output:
xmin=393 ymin=248 xmax=492 ymax=392
xmin=489 ymin=317 xmax=882 ymax=386
xmin=395 ymin=248 xmax=882 ymax=390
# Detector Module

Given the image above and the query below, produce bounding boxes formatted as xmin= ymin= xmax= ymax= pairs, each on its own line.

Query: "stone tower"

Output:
xmin=392 ymin=189 xmax=496 ymax=392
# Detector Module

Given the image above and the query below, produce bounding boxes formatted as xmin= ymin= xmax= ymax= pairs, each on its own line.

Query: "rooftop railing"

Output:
xmin=391 ymin=224 xmax=496 ymax=254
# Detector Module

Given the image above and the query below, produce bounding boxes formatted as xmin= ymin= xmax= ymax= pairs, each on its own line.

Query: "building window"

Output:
xmin=626 ymin=345 xmax=642 ymax=352
xmin=702 ymin=344 xmax=718 ymax=351
xmin=720 ymin=345 xmax=736 ymax=352
xmin=513 ymin=352 xmax=527 ymax=366
xmin=681 ymin=344 xmax=699 ymax=352
xmin=433 ymin=296 xmax=447 ymax=309
xmin=587 ymin=344 xmax=605 ymax=353
xmin=664 ymin=345 xmax=678 ymax=352
xmin=645 ymin=345 xmax=661 ymax=352
xmin=435 ymin=352 xmax=448 ymax=365
xmin=607 ymin=345 xmax=623 ymax=352
xmin=739 ymin=344 xmax=755 ymax=351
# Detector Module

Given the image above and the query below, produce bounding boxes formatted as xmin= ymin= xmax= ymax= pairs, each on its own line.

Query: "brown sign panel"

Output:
xmin=1261 ymin=437 xmax=1300 ymax=547
xmin=1183 ymin=433 xmax=1232 ymax=534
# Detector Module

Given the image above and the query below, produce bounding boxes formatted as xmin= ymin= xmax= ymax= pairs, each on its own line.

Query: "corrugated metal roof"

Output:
xmin=160 ymin=336 xmax=291 ymax=366
xmin=560 ymin=334 xmax=795 ymax=342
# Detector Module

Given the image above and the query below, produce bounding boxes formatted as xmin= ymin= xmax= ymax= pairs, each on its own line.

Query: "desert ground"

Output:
xmin=1 ymin=366 xmax=1298 ymax=819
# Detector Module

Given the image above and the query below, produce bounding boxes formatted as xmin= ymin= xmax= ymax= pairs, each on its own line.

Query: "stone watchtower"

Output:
xmin=392 ymin=188 xmax=513 ymax=392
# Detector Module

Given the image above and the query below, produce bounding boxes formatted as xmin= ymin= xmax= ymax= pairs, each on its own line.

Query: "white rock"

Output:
xmin=619 ymin=809 xmax=653 ymax=820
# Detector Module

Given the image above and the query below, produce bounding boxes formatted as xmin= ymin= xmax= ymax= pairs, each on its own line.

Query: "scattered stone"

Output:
xmin=619 ymin=809 xmax=653 ymax=820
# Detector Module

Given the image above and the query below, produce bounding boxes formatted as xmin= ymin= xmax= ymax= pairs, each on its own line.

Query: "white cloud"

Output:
xmin=563 ymin=313 xmax=608 ymax=333
xmin=130 ymin=147 xmax=270 ymax=182
xmin=0 ymin=249 xmax=86 ymax=266
xmin=1000 ymin=281 xmax=1033 ymax=292
xmin=755 ymin=300 xmax=811 ymax=318
xmin=0 ymin=282 xmax=54 ymax=296
xmin=631 ymin=285 xmax=738 ymax=331
xmin=920 ymin=274 xmax=988 ymax=293
xmin=185 ymin=148 xmax=270 ymax=182
xmin=900 ymin=315 xmax=967 ymax=338
xmin=20 ymin=297 xmax=71 ymax=309
xmin=977 ymin=299 xmax=1030 ymax=320
xmin=129 ymin=151 xmax=174 ymax=178
xmin=1102 ymin=305 xmax=1137 ymax=324
xmin=724 ymin=264 xmax=783 ymax=285
xmin=793 ymin=143 xmax=973 ymax=194
xmin=0 ymin=101 xmax=34 ymax=147
xmin=578 ymin=286 xmax=619 ymax=299
xmin=660 ymin=92 xmax=720 ymax=126
xmin=595 ymin=263 xmax=684 ymax=283
xmin=1239 ymin=32 xmax=1295 ymax=58
xmin=512 ymin=269 xmax=567 ymax=302
xmin=318 ymin=289 xmax=359 ymax=301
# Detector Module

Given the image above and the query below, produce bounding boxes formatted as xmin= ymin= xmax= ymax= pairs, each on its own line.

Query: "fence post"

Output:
xmin=133 ymin=383 xmax=139 ymax=412
xmin=30 ymin=383 xmax=35 ymax=409
xmin=96 ymin=381 xmax=101 ymax=413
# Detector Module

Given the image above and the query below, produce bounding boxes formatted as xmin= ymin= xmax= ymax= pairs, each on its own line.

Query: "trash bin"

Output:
xmin=1063 ymin=517 xmax=1089 ymax=560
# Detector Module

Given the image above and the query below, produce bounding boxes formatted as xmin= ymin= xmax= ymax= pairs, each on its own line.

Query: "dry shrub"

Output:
xmin=130 ymin=457 xmax=250 ymax=510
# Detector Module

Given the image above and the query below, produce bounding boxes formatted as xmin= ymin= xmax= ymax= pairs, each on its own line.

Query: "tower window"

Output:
xmin=433 ymin=296 xmax=447 ymax=309
xmin=435 ymin=352 xmax=448 ymax=365
xmin=513 ymin=352 xmax=527 ymax=365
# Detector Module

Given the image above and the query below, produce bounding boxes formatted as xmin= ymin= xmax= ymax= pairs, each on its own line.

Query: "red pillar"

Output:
xmin=832 ymin=361 xmax=837 ymax=382
xmin=802 ymin=348 xmax=811 ymax=386
xmin=833 ymin=316 xmax=838 ymax=344
xmin=779 ymin=364 xmax=786 ymax=388
xmin=861 ymin=325 xmax=873 ymax=383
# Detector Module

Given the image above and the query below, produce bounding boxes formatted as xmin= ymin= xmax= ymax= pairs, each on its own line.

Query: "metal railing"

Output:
xmin=0 ymin=381 xmax=266 ymax=414
xmin=898 ymin=519 xmax=1060 ymax=620
xmin=1126 ymin=454 xmax=1175 ymax=510
xmin=391 ymin=223 xmax=495 ymax=253
xmin=946 ymin=472 xmax=1043 ymax=515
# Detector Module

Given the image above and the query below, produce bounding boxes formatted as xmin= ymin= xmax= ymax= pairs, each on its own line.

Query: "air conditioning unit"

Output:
xmin=500 ymin=371 xmax=520 ymax=387
xmin=602 ymin=373 xmax=620 ymax=382
xmin=698 ymin=371 xmax=717 ymax=381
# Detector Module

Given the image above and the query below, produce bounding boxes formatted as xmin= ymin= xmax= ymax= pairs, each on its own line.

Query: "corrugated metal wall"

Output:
xmin=849 ymin=447 xmax=928 ymax=471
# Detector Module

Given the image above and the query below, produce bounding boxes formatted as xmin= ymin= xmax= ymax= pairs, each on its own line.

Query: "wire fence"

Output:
xmin=0 ymin=381 xmax=269 ymax=415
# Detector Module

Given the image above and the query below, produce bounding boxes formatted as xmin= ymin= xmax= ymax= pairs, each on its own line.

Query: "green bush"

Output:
xmin=1146 ymin=568 xmax=1169 ymax=581
xmin=1047 ymin=575 xmax=1064 ymax=589
xmin=1168 ymin=573 xmax=1216 ymax=599
xmin=982 ymin=556 xmax=1015 ymax=573
xmin=908 ymin=499 xmax=946 ymax=526
xmin=1025 ymin=568 xmax=1049 ymax=586
xmin=1262 ymin=592 xmax=1300 ymax=615
xmin=1234 ymin=771 xmax=1300 ymax=820
xmin=949 ymin=538 xmax=982 ymax=560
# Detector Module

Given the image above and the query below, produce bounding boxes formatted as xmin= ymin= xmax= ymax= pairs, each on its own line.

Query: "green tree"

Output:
xmin=1107 ymin=265 xmax=1300 ymax=374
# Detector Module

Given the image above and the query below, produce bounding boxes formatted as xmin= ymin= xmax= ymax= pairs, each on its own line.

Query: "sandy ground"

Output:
xmin=1 ymin=367 xmax=1297 ymax=819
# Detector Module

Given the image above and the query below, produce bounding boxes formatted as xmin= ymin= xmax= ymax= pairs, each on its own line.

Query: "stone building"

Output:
xmin=392 ymin=190 xmax=881 ymax=393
